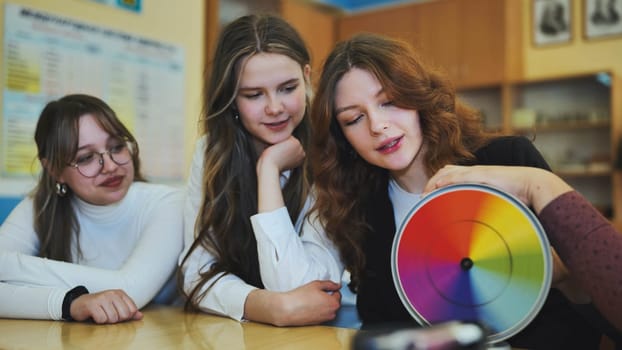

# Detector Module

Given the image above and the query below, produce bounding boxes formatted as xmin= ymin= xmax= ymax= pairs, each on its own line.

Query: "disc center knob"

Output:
xmin=460 ymin=257 xmax=474 ymax=271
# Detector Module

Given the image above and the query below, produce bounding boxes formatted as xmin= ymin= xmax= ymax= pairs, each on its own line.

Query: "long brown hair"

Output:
xmin=33 ymin=94 xmax=145 ymax=262
xmin=310 ymin=33 xmax=493 ymax=290
xmin=179 ymin=14 xmax=313 ymax=310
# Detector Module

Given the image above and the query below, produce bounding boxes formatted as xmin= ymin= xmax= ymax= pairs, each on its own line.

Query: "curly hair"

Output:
xmin=179 ymin=14 xmax=313 ymax=310
xmin=309 ymin=33 xmax=493 ymax=291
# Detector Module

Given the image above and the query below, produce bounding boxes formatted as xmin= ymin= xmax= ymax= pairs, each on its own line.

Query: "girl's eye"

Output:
xmin=345 ymin=114 xmax=364 ymax=126
xmin=281 ymin=84 xmax=298 ymax=93
xmin=380 ymin=101 xmax=394 ymax=108
xmin=242 ymin=92 xmax=262 ymax=99
xmin=109 ymin=143 xmax=126 ymax=154
xmin=75 ymin=153 xmax=95 ymax=165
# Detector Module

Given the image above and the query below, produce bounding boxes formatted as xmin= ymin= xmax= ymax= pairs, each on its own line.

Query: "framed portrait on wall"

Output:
xmin=584 ymin=0 xmax=622 ymax=39
xmin=533 ymin=0 xmax=573 ymax=46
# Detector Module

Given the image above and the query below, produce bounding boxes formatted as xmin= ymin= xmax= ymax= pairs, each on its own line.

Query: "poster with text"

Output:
xmin=2 ymin=3 xmax=185 ymax=182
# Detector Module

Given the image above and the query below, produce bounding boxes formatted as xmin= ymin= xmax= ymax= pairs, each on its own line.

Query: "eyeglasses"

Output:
xmin=69 ymin=140 xmax=135 ymax=178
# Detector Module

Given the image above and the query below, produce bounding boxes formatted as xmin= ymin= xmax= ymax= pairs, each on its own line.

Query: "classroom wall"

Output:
xmin=0 ymin=0 xmax=205 ymax=193
xmin=521 ymin=0 xmax=622 ymax=79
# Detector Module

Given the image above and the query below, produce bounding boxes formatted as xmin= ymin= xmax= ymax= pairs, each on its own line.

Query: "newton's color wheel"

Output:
xmin=391 ymin=184 xmax=552 ymax=343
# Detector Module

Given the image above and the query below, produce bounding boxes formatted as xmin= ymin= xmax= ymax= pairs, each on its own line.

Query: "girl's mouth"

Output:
xmin=264 ymin=118 xmax=290 ymax=131
xmin=377 ymin=136 xmax=402 ymax=154
xmin=100 ymin=175 xmax=123 ymax=187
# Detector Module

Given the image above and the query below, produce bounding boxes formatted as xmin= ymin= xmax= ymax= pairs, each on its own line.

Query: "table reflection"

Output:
xmin=0 ymin=305 xmax=355 ymax=349
xmin=182 ymin=309 xmax=354 ymax=349
xmin=0 ymin=316 xmax=140 ymax=349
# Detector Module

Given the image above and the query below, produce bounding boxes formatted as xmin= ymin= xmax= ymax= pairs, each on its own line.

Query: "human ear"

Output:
xmin=40 ymin=158 xmax=65 ymax=183
xmin=303 ymin=64 xmax=311 ymax=84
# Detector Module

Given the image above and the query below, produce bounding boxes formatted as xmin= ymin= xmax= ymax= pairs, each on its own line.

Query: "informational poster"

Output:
xmin=1 ymin=3 xmax=185 ymax=181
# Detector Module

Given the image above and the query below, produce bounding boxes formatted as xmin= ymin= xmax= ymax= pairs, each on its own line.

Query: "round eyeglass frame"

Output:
xmin=68 ymin=140 xmax=135 ymax=178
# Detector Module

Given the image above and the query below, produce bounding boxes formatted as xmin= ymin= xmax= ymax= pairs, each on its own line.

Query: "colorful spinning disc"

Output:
xmin=391 ymin=183 xmax=552 ymax=343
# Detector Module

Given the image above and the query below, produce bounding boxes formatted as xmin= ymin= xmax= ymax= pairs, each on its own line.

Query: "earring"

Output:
xmin=55 ymin=182 xmax=67 ymax=197
xmin=234 ymin=113 xmax=239 ymax=121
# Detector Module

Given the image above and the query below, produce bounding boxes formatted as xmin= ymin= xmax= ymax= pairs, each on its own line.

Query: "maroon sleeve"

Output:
xmin=538 ymin=191 xmax=622 ymax=331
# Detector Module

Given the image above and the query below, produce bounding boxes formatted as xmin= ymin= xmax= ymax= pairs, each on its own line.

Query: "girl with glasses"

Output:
xmin=178 ymin=14 xmax=345 ymax=326
xmin=0 ymin=94 xmax=183 ymax=323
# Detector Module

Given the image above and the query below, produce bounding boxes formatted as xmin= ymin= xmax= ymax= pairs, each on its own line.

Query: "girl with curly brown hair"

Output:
xmin=308 ymin=33 xmax=614 ymax=348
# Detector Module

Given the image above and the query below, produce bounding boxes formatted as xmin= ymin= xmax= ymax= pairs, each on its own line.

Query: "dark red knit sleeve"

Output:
xmin=538 ymin=191 xmax=622 ymax=331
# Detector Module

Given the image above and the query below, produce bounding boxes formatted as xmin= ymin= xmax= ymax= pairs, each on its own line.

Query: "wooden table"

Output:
xmin=0 ymin=305 xmax=357 ymax=349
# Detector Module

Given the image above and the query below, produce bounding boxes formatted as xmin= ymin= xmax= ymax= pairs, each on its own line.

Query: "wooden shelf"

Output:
xmin=459 ymin=72 xmax=620 ymax=223
xmin=513 ymin=119 xmax=610 ymax=133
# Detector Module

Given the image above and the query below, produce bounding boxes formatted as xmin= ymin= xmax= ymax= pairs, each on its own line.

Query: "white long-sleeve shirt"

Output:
xmin=0 ymin=182 xmax=184 ymax=320
xmin=180 ymin=136 xmax=343 ymax=321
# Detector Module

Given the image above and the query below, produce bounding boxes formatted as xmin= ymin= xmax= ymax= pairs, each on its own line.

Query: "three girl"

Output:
xmin=3 ymin=18 xmax=619 ymax=349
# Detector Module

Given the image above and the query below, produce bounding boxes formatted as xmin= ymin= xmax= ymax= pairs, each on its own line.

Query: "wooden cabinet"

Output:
xmin=280 ymin=1 xmax=339 ymax=86
xmin=459 ymin=0 xmax=506 ymax=87
xmin=409 ymin=0 xmax=460 ymax=79
xmin=337 ymin=0 xmax=507 ymax=88
xmin=338 ymin=3 xmax=420 ymax=48
xmin=459 ymin=72 xmax=622 ymax=222
xmin=511 ymin=73 xmax=619 ymax=219
xmin=458 ymin=86 xmax=504 ymax=131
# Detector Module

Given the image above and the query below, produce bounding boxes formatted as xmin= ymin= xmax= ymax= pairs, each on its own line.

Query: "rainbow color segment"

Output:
xmin=391 ymin=184 xmax=552 ymax=343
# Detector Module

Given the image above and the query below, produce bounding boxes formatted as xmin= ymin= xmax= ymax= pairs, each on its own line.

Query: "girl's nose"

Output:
xmin=100 ymin=152 xmax=119 ymax=173
xmin=369 ymin=111 xmax=389 ymax=134
xmin=265 ymin=95 xmax=284 ymax=116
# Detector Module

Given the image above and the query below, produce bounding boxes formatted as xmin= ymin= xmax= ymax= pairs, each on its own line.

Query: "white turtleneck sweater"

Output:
xmin=0 ymin=181 xmax=184 ymax=320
